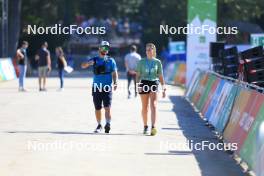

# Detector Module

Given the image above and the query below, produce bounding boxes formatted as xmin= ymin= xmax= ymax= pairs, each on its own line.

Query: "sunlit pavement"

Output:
xmin=0 ymin=77 xmax=245 ymax=176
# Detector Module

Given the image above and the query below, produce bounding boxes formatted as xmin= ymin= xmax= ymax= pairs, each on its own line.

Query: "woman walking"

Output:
xmin=136 ymin=43 xmax=166 ymax=136
xmin=56 ymin=47 xmax=67 ymax=91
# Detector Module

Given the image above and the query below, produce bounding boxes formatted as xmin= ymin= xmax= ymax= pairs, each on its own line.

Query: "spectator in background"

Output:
xmin=125 ymin=45 xmax=141 ymax=98
xmin=123 ymin=18 xmax=130 ymax=36
xmin=16 ymin=41 xmax=29 ymax=92
xmin=35 ymin=42 xmax=51 ymax=91
xmin=160 ymin=46 xmax=170 ymax=65
xmin=56 ymin=47 xmax=67 ymax=91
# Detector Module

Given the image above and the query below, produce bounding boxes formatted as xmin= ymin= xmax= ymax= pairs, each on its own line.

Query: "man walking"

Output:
xmin=81 ymin=41 xmax=118 ymax=133
xmin=124 ymin=45 xmax=141 ymax=98
xmin=35 ymin=42 xmax=51 ymax=91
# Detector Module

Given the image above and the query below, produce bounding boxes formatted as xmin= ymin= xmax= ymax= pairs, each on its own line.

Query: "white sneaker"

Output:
xmin=19 ymin=87 xmax=27 ymax=92
xmin=57 ymin=88 xmax=64 ymax=92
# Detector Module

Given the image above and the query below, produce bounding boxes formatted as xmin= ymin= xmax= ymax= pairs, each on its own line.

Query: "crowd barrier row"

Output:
xmin=185 ymin=69 xmax=264 ymax=176
xmin=0 ymin=58 xmax=17 ymax=81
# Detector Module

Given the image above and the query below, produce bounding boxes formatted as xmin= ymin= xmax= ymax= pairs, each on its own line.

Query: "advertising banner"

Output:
xmin=251 ymin=33 xmax=264 ymax=47
xmin=215 ymin=85 xmax=239 ymax=133
xmin=0 ymin=58 xmax=17 ymax=81
xmin=164 ymin=62 xmax=186 ymax=85
xmin=223 ymin=89 xmax=252 ymax=142
xmin=240 ymin=100 xmax=264 ymax=170
xmin=196 ymin=74 xmax=216 ymax=111
xmin=0 ymin=62 xmax=5 ymax=81
xmin=186 ymin=0 xmax=217 ymax=84
xmin=204 ymin=79 xmax=225 ymax=120
xmin=192 ymin=73 xmax=209 ymax=106
xmin=209 ymin=82 xmax=233 ymax=127
xmin=229 ymin=91 xmax=264 ymax=153
xmin=201 ymin=77 xmax=220 ymax=115
xmin=185 ymin=69 xmax=202 ymax=98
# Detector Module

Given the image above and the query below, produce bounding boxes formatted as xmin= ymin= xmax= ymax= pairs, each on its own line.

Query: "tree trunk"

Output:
xmin=8 ymin=0 xmax=21 ymax=58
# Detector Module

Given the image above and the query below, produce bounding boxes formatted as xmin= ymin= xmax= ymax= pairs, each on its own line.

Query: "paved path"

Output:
xmin=0 ymin=78 xmax=245 ymax=176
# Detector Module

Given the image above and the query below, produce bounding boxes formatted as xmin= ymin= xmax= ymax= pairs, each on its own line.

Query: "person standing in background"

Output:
xmin=35 ymin=42 xmax=51 ymax=91
xmin=16 ymin=41 xmax=29 ymax=92
xmin=124 ymin=45 xmax=141 ymax=98
xmin=56 ymin=47 xmax=67 ymax=91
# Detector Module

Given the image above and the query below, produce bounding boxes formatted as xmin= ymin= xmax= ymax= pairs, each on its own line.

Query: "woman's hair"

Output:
xmin=146 ymin=43 xmax=156 ymax=58
xmin=56 ymin=47 xmax=64 ymax=56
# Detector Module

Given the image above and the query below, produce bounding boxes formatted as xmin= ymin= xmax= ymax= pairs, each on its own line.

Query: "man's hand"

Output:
xmin=81 ymin=61 xmax=94 ymax=69
xmin=48 ymin=65 xmax=52 ymax=73
xmin=112 ymin=70 xmax=118 ymax=91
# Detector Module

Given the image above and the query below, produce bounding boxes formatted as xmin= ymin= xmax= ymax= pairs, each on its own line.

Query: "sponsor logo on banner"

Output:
xmin=209 ymin=82 xmax=232 ymax=126
xmin=185 ymin=70 xmax=202 ymax=98
xmin=228 ymin=91 xmax=264 ymax=153
xmin=201 ymin=78 xmax=220 ymax=115
xmin=204 ymin=79 xmax=225 ymax=121
xmin=215 ymin=85 xmax=239 ymax=133
xmin=192 ymin=73 xmax=209 ymax=106
xmin=196 ymin=74 xmax=216 ymax=111
xmin=223 ymin=89 xmax=252 ymax=143
xmin=165 ymin=62 xmax=186 ymax=85
xmin=240 ymin=103 xmax=264 ymax=170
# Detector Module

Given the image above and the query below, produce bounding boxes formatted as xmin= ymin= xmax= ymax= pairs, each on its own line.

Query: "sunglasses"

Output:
xmin=100 ymin=46 xmax=109 ymax=51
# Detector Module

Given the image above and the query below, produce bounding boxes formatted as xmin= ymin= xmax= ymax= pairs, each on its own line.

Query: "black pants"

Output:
xmin=92 ymin=90 xmax=112 ymax=110
xmin=127 ymin=72 xmax=137 ymax=96
xmin=58 ymin=68 xmax=64 ymax=88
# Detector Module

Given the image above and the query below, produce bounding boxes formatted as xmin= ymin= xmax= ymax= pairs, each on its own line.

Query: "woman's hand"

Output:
xmin=162 ymin=89 xmax=166 ymax=98
xmin=162 ymin=88 xmax=167 ymax=98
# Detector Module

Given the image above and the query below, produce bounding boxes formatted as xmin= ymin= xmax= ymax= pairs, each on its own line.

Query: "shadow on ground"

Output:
xmin=5 ymin=131 xmax=141 ymax=136
xmin=159 ymin=95 xmax=245 ymax=176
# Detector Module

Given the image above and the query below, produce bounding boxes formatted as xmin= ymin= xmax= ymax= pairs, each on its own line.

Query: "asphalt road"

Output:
xmin=0 ymin=77 xmax=245 ymax=176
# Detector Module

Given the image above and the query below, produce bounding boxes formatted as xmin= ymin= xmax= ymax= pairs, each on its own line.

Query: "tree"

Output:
xmin=8 ymin=0 xmax=22 ymax=57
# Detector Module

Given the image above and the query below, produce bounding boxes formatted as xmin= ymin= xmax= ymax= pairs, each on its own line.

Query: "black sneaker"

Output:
xmin=94 ymin=124 xmax=102 ymax=133
xmin=143 ymin=125 xmax=148 ymax=135
xmin=104 ymin=123 xmax=111 ymax=133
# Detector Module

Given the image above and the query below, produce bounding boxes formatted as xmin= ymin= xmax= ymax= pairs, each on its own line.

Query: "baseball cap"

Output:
xmin=100 ymin=41 xmax=110 ymax=47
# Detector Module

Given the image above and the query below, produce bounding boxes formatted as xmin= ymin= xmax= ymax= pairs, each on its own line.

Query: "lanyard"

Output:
xmin=146 ymin=59 xmax=154 ymax=76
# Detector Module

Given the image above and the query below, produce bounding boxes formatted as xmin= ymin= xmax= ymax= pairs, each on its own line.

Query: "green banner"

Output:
xmin=186 ymin=0 xmax=217 ymax=84
xmin=240 ymin=102 xmax=264 ymax=169
xmin=188 ymin=0 xmax=217 ymax=23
